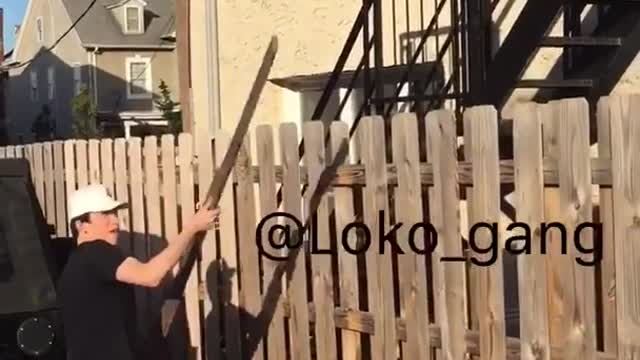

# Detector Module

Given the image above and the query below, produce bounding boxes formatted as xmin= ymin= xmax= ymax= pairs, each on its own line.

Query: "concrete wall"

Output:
xmin=6 ymin=0 xmax=88 ymax=142
xmin=93 ymin=49 xmax=179 ymax=113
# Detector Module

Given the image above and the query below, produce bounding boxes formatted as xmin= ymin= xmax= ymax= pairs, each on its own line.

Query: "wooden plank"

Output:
xmin=390 ymin=112 xmax=430 ymax=359
xmin=256 ymin=124 xmax=286 ymax=360
xmin=76 ymin=140 xmax=88 ymax=188
xmin=608 ymin=94 xmax=640 ymax=358
xmin=555 ymin=98 xmax=597 ymax=359
xmin=53 ymin=141 xmax=67 ymax=238
xmin=33 ymin=143 xmax=45 ymax=212
xmin=177 ymin=133 xmax=202 ymax=360
xmin=114 ymin=139 xmax=132 ymax=251
xmin=329 ymin=121 xmax=361 ymax=360
xmin=280 ymin=122 xmax=312 ymax=360
xmin=6 ymin=145 xmax=15 ymax=158
xmin=15 ymin=145 xmax=24 ymax=158
xmin=466 ymin=105 xmax=507 ymax=360
xmin=144 ymin=136 xmax=164 ymax=329
xmin=512 ymin=102 xmax=551 ymax=360
xmin=0 ymin=147 xmax=5 ymax=158
xmin=89 ymin=139 xmax=101 ymax=184
xmin=196 ymin=134 xmax=221 ymax=360
xmin=596 ymin=96 xmax=617 ymax=354
xmin=303 ymin=121 xmax=338 ymax=360
xmin=43 ymin=142 xmax=56 ymax=229
xmin=101 ymin=139 xmax=115 ymax=196
xmin=424 ymin=109 xmax=467 ymax=360
xmin=64 ymin=141 xmax=76 ymax=232
xmin=161 ymin=135 xmax=179 ymax=275
xmin=43 ymin=143 xmax=55 ymax=219
xmin=214 ymin=130 xmax=242 ymax=360
xmin=358 ymin=116 xmax=397 ymax=360
xmin=128 ymin=137 xmax=149 ymax=337
xmin=463 ymin=103 xmax=477 ymax=338
xmin=233 ymin=132 xmax=264 ymax=360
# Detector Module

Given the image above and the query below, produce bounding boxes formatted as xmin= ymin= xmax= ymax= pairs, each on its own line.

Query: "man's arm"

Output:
xmin=115 ymin=206 xmax=219 ymax=287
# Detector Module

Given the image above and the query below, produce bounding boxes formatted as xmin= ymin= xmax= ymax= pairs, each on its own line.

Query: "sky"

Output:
xmin=0 ymin=0 xmax=27 ymax=52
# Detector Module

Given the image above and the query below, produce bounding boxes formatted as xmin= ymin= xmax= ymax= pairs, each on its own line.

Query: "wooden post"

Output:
xmin=176 ymin=0 xmax=192 ymax=133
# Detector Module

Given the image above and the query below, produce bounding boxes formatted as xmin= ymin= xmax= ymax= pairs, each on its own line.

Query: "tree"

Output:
xmin=71 ymin=87 xmax=100 ymax=139
xmin=154 ymin=80 xmax=182 ymax=135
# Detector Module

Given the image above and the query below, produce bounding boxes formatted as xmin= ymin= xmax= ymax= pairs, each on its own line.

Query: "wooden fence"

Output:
xmin=1 ymin=95 xmax=638 ymax=360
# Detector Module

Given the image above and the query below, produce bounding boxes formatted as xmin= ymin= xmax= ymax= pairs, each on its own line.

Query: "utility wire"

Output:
xmin=3 ymin=0 xmax=98 ymax=70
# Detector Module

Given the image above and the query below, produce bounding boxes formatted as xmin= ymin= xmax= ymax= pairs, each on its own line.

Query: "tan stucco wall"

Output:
xmin=94 ymin=49 xmax=179 ymax=113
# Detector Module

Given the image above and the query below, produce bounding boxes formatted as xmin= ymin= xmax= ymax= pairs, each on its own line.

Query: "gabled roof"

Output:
xmin=60 ymin=0 xmax=175 ymax=48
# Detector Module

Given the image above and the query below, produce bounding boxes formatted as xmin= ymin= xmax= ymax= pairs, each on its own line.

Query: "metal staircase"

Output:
xmin=305 ymin=0 xmax=640 ymax=130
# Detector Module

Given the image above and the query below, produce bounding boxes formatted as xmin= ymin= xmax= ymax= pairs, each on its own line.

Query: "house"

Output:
xmin=4 ymin=0 xmax=179 ymax=143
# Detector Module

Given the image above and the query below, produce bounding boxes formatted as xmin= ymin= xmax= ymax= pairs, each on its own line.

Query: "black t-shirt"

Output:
xmin=57 ymin=241 xmax=138 ymax=360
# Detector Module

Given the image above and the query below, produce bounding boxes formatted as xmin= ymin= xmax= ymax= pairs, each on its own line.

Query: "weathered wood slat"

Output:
xmin=128 ymin=137 xmax=149 ymax=336
xmin=43 ymin=142 xmax=56 ymax=229
xmin=391 ymin=112 xmax=430 ymax=360
xmin=256 ymin=124 xmax=286 ymax=360
xmin=596 ymin=97 xmax=617 ymax=354
xmin=161 ymin=135 xmax=179 ymax=275
xmin=359 ymin=116 xmax=397 ymax=360
xmin=280 ymin=122 xmax=312 ymax=360
xmin=425 ymin=109 xmax=467 ymax=360
xmin=467 ymin=105 xmax=507 ymax=360
xmin=101 ymin=139 xmax=115 ymax=196
xmin=0 ymin=147 xmax=5 ymax=158
xmin=196 ymin=135 xmax=221 ymax=360
xmin=53 ymin=141 xmax=66 ymax=238
xmin=177 ymin=133 xmax=202 ymax=360
xmin=303 ymin=121 xmax=338 ymax=360
xmin=76 ymin=140 xmax=88 ymax=188
xmin=63 ymin=141 xmax=76 ymax=233
xmin=214 ymin=131 xmax=243 ymax=360
xmin=556 ymin=98 xmax=597 ymax=359
xmin=330 ymin=121 xmax=361 ymax=360
xmin=512 ymin=102 xmax=551 ymax=360
xmin=462 ymin=104 xmax=477 ymax=337
xmin=114 ymin=139 xmax=131 ymax=249
xmin=608 ymin=94 xmax=640 ymax=358
xmin=89 ymin=139 xmax=101 ymax=184
xmin=232 ymin=132 xmax=264 ymax=360
xmin=6 ymin=145 xmax=15 ymax=158
xmin=33 ymin=143 xmax=45 ymax=213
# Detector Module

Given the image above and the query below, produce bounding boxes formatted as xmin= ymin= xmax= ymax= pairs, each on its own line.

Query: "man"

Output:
xmin=57 ymin=184 xmax=220 ymax=360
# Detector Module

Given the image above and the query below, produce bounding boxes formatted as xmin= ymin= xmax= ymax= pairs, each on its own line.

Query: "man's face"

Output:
xmin=78 ymin=210 xmax=120 ymax=244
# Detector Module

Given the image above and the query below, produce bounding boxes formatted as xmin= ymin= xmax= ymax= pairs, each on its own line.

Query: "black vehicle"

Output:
xmin=0 ymin=159 xmax=71 ymax=359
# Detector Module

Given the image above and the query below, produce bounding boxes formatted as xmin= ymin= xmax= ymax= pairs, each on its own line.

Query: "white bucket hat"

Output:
xmin=68 ymin=184 xmax=127 ymax=221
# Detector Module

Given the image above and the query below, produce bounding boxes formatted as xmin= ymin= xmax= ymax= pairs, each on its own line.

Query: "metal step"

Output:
xmin=516 ymin=79 xmax=594 ymax=88
xmin=540 ymin=36 xmax=622 ymax=47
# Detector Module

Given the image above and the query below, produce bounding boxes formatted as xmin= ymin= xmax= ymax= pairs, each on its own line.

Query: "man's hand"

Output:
xmin=184 ymin=204 xmax=221 ymax=234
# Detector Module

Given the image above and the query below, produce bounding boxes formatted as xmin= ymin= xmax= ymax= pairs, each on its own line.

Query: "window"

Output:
xmin=30 ymin=71 xmax=38 ymax=101
xmin=126 ymin=56 xmax=151 ymax=99
xmin=124 ymin=6 xmax=143 ymax=34
xmin=72 ymin=63 xmax=82 ymax=95
xmin=36 ymin=17 xmax=43 ymax=43
xmin=47 ymin=67 xmax=55 ymax=100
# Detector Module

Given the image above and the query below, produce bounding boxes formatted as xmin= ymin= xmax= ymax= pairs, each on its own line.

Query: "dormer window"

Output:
xmin=124 ymin=5 xmax=143 ymax=34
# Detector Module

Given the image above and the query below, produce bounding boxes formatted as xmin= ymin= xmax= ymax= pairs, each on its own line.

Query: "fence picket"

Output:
xmin=256 ymin=124 xmax=286 ymax=360
xmin=0 ymin=147 xmax=5 ymax=158
xmin=556 ymin=98 xmax=597 ymax=359
xmin=358 ymin=116 xmax=397 ymax=360
xmin=233 ymin=132 xmax=264 ymax=360
xmin=43 ymin=142 xmax=56 ymax=229
xmin=303 ymin=121 xmax=338 ymax=360
xmin=214 ymin=130 xmax=242 ymax=360
xmin=6 ymin=146 xmax=15 ymax=158
xmin=54 ymin=141 xmax=67 ymax=238
xmin=279 ymin=122 xmax=312 ymax=360
xmin=425 ymin=109 xmax=466 ymax=359
xmin=596 ymin=97 xmax=617 ymax=353
xmin=466 ymin=105 xmax=507 ymax=360
xmin=129 ymin=137 xmax=149 ymax=337
xmin=161 ymin=135 xmax=178 ymax=274
xmin=512 ymin=102 xmax=551 ymax=360
xmin=89 ymin=139 xmax=101 ymax=184
xmin=606 ymin=94 xmax=640 ymax=358
xmin=101 ymin=139 xmax=115 ymax=196
xmin=197 ymin=134 xmax=221 ymax=360
xmin=329 ymin=121 xmax=361 ymax=360
xmin=114 ymin=139 xmax=131 ymax=248
xmin=64 ymin=141 xmax=76 ymax=233
xmin=33 ymin=143 xmax=45 ymax=213
xmin=15 ymin=145 xmax=24 ymax=158
xmin=76 ymin=140 xmax=88 ymax=188
xmin=177 ymin=133 xmax=202 ymax=360
xmin=391 ymin=112 xmax=430 ymax=359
